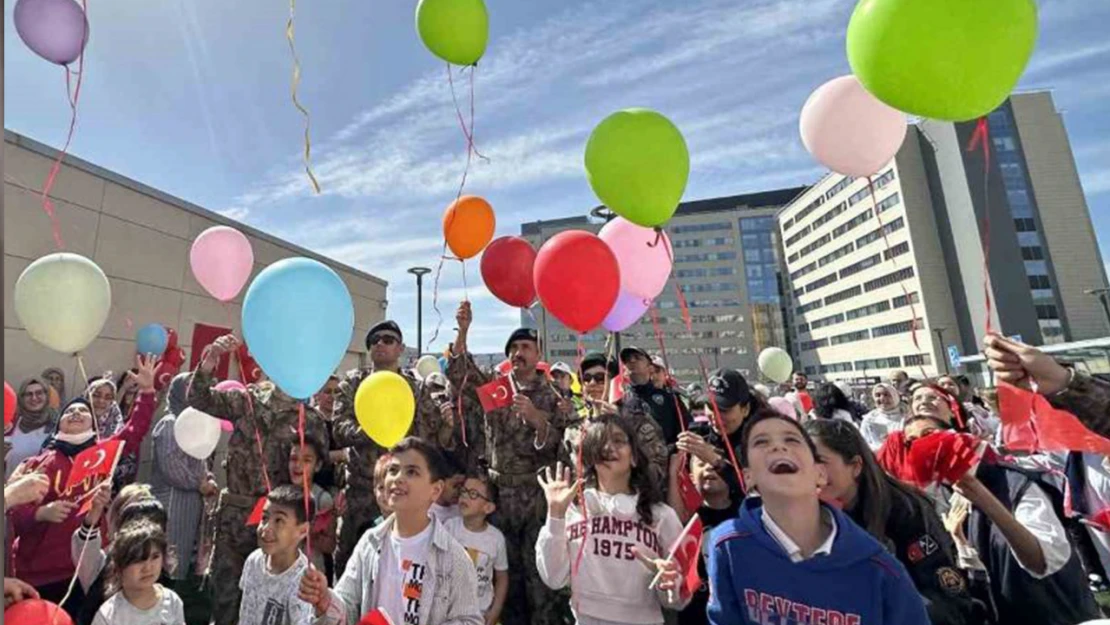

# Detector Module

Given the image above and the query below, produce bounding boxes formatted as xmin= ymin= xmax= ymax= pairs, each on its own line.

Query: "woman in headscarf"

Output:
xmin=87 ymin=376 xmax=123 ymax=440
xmin=7 ymin=356 xmax=157 ymax=618
xmin=110 ymin=368 xmax=145 ymax=490
xmin=4 ymin=378 xmax=58 ymax=479
xmin=149 ymin=372 xmax=218 ymax=590
xmin=41 ymin=367 xmax=66 ymax=410
xmin=859 ymin=382 xmax=908 ymax=450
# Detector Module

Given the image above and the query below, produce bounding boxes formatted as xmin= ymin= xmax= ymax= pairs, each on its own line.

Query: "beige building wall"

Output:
xmin=1011 ymin=92 xmax=1110 ymax=338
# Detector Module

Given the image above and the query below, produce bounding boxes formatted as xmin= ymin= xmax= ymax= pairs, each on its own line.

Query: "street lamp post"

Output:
xmin=408 ymin=267 xmax=432 ymax=354
xmin=590 ymin=206 xmax=621 ymax=355
xmin=1085 ymin=288 xmax=1110 ymax=333
xmin=933 ymin=326 xmax=949 ymax=375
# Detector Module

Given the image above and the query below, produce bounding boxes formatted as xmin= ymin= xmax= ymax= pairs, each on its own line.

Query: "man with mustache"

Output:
xmin=447 ymin=301 xmax=574 ymax=625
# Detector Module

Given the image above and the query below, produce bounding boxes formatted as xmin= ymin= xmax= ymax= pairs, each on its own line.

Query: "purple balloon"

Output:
xmin=602 ymin=290 xmax=650 ymax=333
xmin=14 ymin=0 xmax=89 ymax=66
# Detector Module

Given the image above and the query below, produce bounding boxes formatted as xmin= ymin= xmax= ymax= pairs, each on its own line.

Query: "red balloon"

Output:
xmin=5 ymin=599 xmax=73 ymax=625
xmin=4 ymin=381 xmax=16 ymax=428
xmin=481 ymin=237 xmax=537 ymax=308
xmin=534 ymin=231 xmax=620 ymax=334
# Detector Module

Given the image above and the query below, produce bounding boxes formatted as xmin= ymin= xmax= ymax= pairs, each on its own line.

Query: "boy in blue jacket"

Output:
xmin=707 ymin=410 xmax=929 ymax=625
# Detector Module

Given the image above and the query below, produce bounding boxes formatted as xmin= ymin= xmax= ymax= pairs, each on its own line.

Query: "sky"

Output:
xmin=6 ymin=0 xmax=1110 ymax=354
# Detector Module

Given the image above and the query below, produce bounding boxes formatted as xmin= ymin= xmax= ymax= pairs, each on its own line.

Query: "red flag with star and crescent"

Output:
xmin=477 ymin=377 xmax=514 ymax=413
xmin=671 ymin=515 xmax=704 ymax=599
xmin=66 ymin=439 xmax=125 ymax=491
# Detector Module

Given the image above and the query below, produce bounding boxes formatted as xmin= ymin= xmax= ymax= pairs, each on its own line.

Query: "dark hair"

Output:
xmin=738 ymin=408 xmax=818 ymax=468
xmin=267 ymin=484 xmax=316 ymax=524
xmin=286 ymin=436 xmax=329 ymax=470
xmin=793 ymin=372 xmax=807 ymax=380
xmin=813 ymin=383 xmax=852 ymax=420
xmin=580 ymin=414 xmax=663 ymax=525
xmin=118 ymin=499 xmax=168 ymax=531
xmin=442 ymin=450 xmax=467 ymax=479
xmin=805 ymin=419 xmax=938 ymax=547
xmin=390 ymin=436 xmax=450 ymax=482
xmin=105 ymin=521 xmax=167 ymax=595
xmin=466 ymin=471 xmax=499 ymax=504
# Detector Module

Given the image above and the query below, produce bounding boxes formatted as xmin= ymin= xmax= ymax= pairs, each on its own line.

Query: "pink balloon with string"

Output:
xmin=599 ymin=217 xmax=672 ymax=300
xmin=800 ymin=75 xmax=907 ymax=177
xmin=190 ymin=227 xmax=254 ymax=302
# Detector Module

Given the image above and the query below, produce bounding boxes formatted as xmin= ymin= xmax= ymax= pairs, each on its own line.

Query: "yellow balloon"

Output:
xmin=14 ymin=253 xmax=111 ymax=354
xmin=355 ymin=371 xmax=415 ymax=448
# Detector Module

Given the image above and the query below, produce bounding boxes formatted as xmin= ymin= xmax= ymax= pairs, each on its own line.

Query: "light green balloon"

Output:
xmin=416 ymin=0 xmax=488 ymax=66
xmin=14 ymin=252 xmax=111 ymax=354
xmin=758 ymin=347 xmax=793 ymax=384
xmin=584 ymin=109 xmax=690 ymax=228
xmin=847 ymin=0 xmax=1037 ymax=122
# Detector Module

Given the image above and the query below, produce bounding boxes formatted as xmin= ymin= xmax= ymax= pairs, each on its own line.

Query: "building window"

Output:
xmin=796 ymin=300 xmax=823 ymax=315
xmin=812 ymin=202 xmax=848 ymax=230
xmin=863 ymin=267 xmax=915 ymax=292
xmin=891 ymin=292 xmax=920 ymax=308
xmin=790 ymin=262 xmax=817 ymax=281
xmin=740 ymin=216 xmax=775 ymax=231
xmin=871 ymin=318 xmax=922 ymax=338
xmin=824 ymin=285 xmax=863 ymax=306
xmin=804 ymin=272 xmax=838 ymax=293
xmin=798 ymin=234 xmax=833 ymax=259
xmin=824 ymin=177 xmax=855 ymax=200
xmin=811 ymin=313 xmax=846 ymax=330
xmin=818 ymin=242 xmax=856 ymax=267
xmin=856 ymin=217 xmax=905 ymax=249
xmin=785 ymin=225 xmax=813 ymax=247
xmin=672 ymin=239 xmax=702 ymax=249
xmin=1036 ymin=304 xmax=1059 ymax=320
xmin=1020 ymin=246 xmax=1045 ymax=261
xmin=854 ymin=357 xmax=902 ymax=370
xmin=903 ymin=354 xmax=932 ymax=366
xmin=833 ymin=209 xmax=874 ymax=238
xmin=820 ymin=362 xmax=855 ymax=374
xmin=804 ymin=366 xmax=818 ymax=376
xmin=790 ymin=196 xmax=827 ymax=227
xmin=831 ymin=329 xmax=870 ymax=346
xmin=679 ymin=282 xmax=737 ymax=293
xmin=876 ymin=192 xmax=901 ymax=213
xmin=839 ymin=254 xmax=882 ymax=279
xmin=800 ymin=338 xmax=829 ymax=351
xmin=845 ymin=300 xmax=891 ymax=321
xmin=1028 ymin=275 xmax=1051 ymax=290
xmin=788 ymin=252 xmax=799 ymax=263
xmin=797 ymin=323 xmax=810 ymax=335
xmin=675 ymin=251 xmax=738 ymax=263
xmin=676 ymin=267 xmax=736 ymax=278
xmin=671 ymin=222 xmax=731 ymax=234
xmin=882 ymin=242 xmax=910 ymax=261
xmin=705 ymin=237 xmax=734 ymax=246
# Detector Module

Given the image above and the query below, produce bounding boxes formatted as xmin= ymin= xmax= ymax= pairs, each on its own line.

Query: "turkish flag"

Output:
xmin=358 ymin=609 xmax=395 ymax=625
xmin=477 ymin=377 xmax=514 ymax=412
xmin=191 ymin=323 xmax=234 ymax=379
xmin=608 ymin=373 xmax=626 ymax=403
xmin=671 ymin=515 xmax=704 ymax=599
xmin=997 ymin=382 xmax=1110 ymax=456
xmin=245 ymin=497 xmax=267 ymax=526
xmin=906 ymin=431 xmax=984 ymax=487
xmin=675 ymin=454 xmax=703 ymax=513
xmin=66 ymin=440 xmax=125 ymax=491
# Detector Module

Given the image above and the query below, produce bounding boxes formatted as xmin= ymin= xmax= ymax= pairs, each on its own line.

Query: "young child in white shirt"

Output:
xmin=93 ymin=521 xmax=185 ymax=625
xmin=445 ymin=475 xmax=509 ymax=625
xmin=238 ymin=485 xmax=317 ymax=625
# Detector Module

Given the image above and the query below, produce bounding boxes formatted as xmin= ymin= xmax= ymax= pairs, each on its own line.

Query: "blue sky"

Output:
xmin=6 ymin=0 xmax=1110 ymax=353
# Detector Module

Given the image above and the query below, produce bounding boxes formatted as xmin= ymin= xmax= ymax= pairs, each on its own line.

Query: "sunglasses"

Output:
xmin=460 ymin=487 xmax=491 ymax=502
xmin=581 ymin=373 xmax=607 ymax=384
xmin=369 ymin=335 xmax=400 ymax=346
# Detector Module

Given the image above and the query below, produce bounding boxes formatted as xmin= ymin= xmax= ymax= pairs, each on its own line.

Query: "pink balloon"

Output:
xmin=599 ymin=218 xmax=672 ymax=300
xmin=214 ymin=380 xmax=247 ymax=393
xmin=13 ymin=0 xmax=88 ymax=66
xmin=800 ymin=75 xmax=907 ymax=178
xmin=769 ymin=397 xmax=798 ymax=420
xmin=219 ymin=419 xmax=234 ymax=432
xmin=190 ymin=227 xmax=254 ymax=302
xmin=602 ymin=290 xmax=650 ymax=332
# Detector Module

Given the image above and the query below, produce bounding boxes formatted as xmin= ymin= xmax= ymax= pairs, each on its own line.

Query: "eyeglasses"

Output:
xmin=21 ymin=390 xmax=47 ymax=398
xmin=369 ymin=335 xmax=399 ymax=346
xmin=581 ymin=373 xmax=607 ymax=384
xmin=459 ymin=487 xmax=491 ymax=502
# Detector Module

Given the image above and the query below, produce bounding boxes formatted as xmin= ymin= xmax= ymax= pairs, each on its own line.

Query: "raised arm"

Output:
xmin=187 ymin=335 xmax=253 ymax=422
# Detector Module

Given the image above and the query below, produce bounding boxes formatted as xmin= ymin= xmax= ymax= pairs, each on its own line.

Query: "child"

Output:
xmin=536 ymin=415 xmax=687 ymax=625
xmin=93 ymin=521 xmax=185 ymax=625
xmin=444 ymin=474 xmax=509 ymax=625
xmin=298 ymin=437 xmax=481 ymax=625
xmin=707 ymin=410 xmax=929 ymax=625
xmin=372 ymin=453 xmax=393 ymax=527
xmin=429 ymin=454 xmax=466 ymax=524
xmin=289 ymin=439 xmax=337 ymax=574
xmin=238 ymin=485 xmax=317 ymax=625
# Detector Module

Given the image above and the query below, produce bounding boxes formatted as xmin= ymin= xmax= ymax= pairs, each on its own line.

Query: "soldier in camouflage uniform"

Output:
xmin=331 ymin=320 xmax=456 ymax=575
xmin=560 ymin=352 xmax=668 ymax=493
xmin=447 ymin=301 xmax=574 ymax=625
xmin=186 ymin=334 xmax=331 ymax=625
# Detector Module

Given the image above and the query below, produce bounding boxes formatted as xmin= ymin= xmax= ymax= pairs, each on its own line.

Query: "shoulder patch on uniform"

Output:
xmin=907 ymin=534 xmax=939 ymax=562
xmin=652 ymin=395 xmax=665 ymax=405
xmin=936 ymin=566 xmax=967 ymax=595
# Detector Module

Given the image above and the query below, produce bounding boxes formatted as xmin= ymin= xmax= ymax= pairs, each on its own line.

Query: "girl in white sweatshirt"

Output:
xmin=537 ymin=414 xmax=687 ymax=625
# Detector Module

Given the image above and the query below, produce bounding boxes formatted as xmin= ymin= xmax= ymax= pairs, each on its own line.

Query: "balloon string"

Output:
xmin=648 ymin=305 xmax=686 ymax=433
xmin=966 ymin=116 xmax=994 ymax=336
xmin=570 ymin=333 xmax=589 ymax=616
xmin=75 ymin=354 xmax=101 ymax=444
xmin=866 ymin=175 xmax=928 ymax=381
xmin=41 ymin=47 xmax=86 ymax=250
xmin=298 ymin=402 xmax=313 ymax=561
xmin=426 ymin=252 xmax=448 ymax=354
xmin=286 ymin=0 xmax=321 ymax=194
xmin=253 ymin=427 xmax=272 ymax=493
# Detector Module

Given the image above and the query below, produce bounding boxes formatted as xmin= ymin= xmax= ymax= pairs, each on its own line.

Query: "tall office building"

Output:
xmin=521 ymin=188 xmax=803 ymax=379
xmin=780 ymin=91 xmax=1107 ymax=382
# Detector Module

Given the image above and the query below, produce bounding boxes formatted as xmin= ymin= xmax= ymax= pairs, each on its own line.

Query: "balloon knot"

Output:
xmin=645 ymin=228 xmax=664 ymax=248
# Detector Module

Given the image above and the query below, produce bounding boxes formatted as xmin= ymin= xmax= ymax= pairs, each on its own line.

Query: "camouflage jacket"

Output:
xmin=1048 ymin=370 xmax=1110 ymax=439
xmin=332 ymin=368 xmax=453 ymax=493
xmin=187 ymin=371 xmax=331 ymax=499
xmin=447 ymin=353 xmax=573 ymax=479
xmin=560 ymin=403 xmax=669 ymax=494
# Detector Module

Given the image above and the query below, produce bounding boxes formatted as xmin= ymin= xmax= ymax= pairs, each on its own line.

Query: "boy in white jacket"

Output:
xmin=536 ymin=415 xmax=687 ymax=625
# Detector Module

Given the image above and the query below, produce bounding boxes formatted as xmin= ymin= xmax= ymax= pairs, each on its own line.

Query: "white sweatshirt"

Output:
xmin=536 ymin=489 xmax=686 ymax=624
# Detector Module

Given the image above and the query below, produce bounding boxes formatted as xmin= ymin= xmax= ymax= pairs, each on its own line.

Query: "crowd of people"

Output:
xmin=6 ymin=303 xmax=1110 ymax=625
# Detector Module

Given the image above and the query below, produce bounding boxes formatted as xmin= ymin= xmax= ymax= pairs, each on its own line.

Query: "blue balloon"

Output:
xmin=242 ymin=258 xmax=354 ymax=400
xmin=135 ymin=323 xmax=168 ymax=356
xmin=438 ymin=357 xmax=448 ymax=373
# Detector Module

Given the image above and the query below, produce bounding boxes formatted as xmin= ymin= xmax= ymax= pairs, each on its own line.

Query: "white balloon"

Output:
xmin=415 ymin=355 xmax=442 ymax=380
xmin=174 ymin=407 xmax=222 ymax=460
xmin=758 ymin=347 xmax=794 ymax=384
xmin=14 ymin=252 xmax=111 ymax=354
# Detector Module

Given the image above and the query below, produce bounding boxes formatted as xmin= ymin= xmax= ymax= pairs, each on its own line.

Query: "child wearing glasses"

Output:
xmin=445 ymin=474 xmax=509 ymax=625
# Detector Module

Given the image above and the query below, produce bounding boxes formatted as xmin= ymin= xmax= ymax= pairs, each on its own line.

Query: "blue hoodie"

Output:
xmin=707 ymin=498 xmax=929 ymax=625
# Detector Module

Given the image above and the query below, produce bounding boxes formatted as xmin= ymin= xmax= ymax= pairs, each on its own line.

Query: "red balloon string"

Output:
xmin=648 ymin=306 xmax=686 ymax=433
xmin=966 ymin=116 xmax=994 ymax=336
xmin=41 ymin=31 xmax=87 ymax=251
xmin=253 ymin=427 xmax=272 ymax=493
xmin=298 ymin=402 xmax=313 ymax=561
xmin=570 ymin=334 xmax=589 ymax=615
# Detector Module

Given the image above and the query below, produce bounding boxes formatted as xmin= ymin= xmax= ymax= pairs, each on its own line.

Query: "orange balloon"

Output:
xmin=443 ymin=196 xmax=495 ymax=260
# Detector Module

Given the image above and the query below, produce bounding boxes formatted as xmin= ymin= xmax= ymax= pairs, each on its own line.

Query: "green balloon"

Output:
xmin=847 ymin=0 xmax=1037 ymax=122
xmin=584 ymin=109 xmax=689 ymax=228
xmin=416 ymin=0 xmax=488 ymax=66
